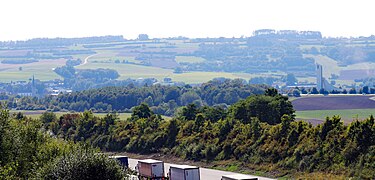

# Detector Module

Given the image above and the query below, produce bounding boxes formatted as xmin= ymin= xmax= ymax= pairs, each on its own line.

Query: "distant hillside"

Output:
xmin=1 ymin=30 xmax=375 ymax=88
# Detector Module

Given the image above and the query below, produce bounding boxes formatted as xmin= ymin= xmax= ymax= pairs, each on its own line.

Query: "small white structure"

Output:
xmin=169 ymin=165 xmax=200 ymax=180
xmin=221 ymin=174 xmax=258 ymax=180
xmin=137 ymin=159 xmax=165 ymax=179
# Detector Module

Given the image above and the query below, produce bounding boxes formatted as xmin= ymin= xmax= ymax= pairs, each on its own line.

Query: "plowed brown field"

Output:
xmin=292 ymin=95 xmax=375 ymax=111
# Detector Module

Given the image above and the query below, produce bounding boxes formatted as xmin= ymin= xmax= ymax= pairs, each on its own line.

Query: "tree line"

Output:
xmin=10 ymin=79 xmax=267 ymax=115
xmin=38 ymin=89 xmax=374 ymax=179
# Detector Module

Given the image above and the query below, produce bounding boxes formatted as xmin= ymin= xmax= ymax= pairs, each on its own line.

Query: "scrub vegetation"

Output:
xmin=15 ymin=89 xmax=374 ymax=179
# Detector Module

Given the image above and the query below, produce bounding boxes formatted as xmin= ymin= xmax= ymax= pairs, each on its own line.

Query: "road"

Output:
xmin=128 ymin=158 xmax=274 ymax=180
xmin=79 ymin=53 xmax=101 ymax=66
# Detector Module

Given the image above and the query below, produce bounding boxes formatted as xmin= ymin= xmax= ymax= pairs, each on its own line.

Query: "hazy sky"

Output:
xmin=0 ymin=0 xmax=374 ymax=41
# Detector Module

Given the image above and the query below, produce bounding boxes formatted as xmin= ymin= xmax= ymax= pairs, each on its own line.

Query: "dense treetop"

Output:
xmin=9 ymin=79 xmax=267 ymax=115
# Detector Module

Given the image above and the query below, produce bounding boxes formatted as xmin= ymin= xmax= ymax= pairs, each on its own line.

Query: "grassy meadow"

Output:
xmin=175 ymin=56 xmax=206 ymax=63
xmin=0 ymin=59 xmax=66 ymax=82
xmin=304 ymin=54 xmax=341 ymax=77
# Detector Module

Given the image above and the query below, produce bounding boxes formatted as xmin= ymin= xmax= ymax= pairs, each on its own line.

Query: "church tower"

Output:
xmin=31 ymin=75 xmax=36 ymax=96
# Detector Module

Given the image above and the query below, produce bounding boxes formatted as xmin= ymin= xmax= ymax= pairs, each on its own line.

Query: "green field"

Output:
xmin=343 ymin=62 xmax=375 ymax=70
xmin=83 ymin=50 xmax=139 ymax=63
xmin=76 ymin=58 xmax=267 ymax=84
xmin=77 ymin=62 xmax=173 ymax=79
xmin=0 ymin=59 xmax=66 ymax=82
xmin=0 ymin=71 xmax=60 ymax=82
xmin=175 ymin=56 xmax=206 ymax=63
xmin=10 ymin=111 xmax=171 ymax=121
xmin=0 ymin=57 xmax=268 ymax=84
xmin=299 ymin=45 xmax=326 ymax=51
xmin=296 ymin=108 xmax=375 ymax=122
xmin=170 ymin=72 xmax=258 ymax=84
xmin=304 ymin=54 xmax=340 ymax=77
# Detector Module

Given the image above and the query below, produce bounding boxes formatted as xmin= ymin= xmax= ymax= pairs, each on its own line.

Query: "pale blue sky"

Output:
xmin=0 ymin=0 xmax=374 ymax=40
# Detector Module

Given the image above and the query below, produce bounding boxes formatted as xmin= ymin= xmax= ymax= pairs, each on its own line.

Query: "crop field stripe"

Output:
xmin=295 ymin=108 xmax=375 ymax=122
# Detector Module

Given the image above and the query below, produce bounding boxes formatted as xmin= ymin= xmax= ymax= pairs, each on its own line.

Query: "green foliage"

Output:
xmin=12 ymin=79 xmax=266 ymax=115
xmin=179 ymin=91 xmax=201 ymax=106
xmin=0 ymin=107 xmax=127 ymax=179
xmin=264 ymin=88 xmax=278 ymax=97
xmin=0 ymin=108 xmax=11 ymax=169
xmin=284 ymin=73 xmax=298 ymax=86
xmin=349 ymin=88 xmax=357 ymax=94
xmin=44 ymin=99 xmax=375 ymax=178
xmin=180 ymin=104 xmax=198 ymax=121
xmin=0 ymin=107 xmax=78 ymax=179
xmin=38 ymin=147 xmax=126 ymax=180
xmin=131 ymin=103 xmax=153 ymax=120
xmin=40 ymin=111 xmax=58 ymax=126
xmin=229 ymin=88 xmax=295 ymax=124
xmin=311 ymin=87 xmax=319 ymax=94
xmin=292 ymin=89 xmax=301 ymax=97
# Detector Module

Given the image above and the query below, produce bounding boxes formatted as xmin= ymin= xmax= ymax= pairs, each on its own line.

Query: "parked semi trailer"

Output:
xmin=221 ymin=174 xmax=258 ymax=180
xmin=109 ymin=155 xmax=129 ymax=168
xmin=169 ymin=165 xmax=200 ymax=180
xmin=137 ymin=159 xmax=165 ymax=180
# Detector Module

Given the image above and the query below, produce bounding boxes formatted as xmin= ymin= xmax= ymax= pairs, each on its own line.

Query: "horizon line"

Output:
xmin=1 ymin=30 xmax=374 ymax=42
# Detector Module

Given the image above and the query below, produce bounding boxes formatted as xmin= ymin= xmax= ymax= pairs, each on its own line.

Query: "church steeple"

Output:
xmin=31 ymin=75 xmax=36 ymax=96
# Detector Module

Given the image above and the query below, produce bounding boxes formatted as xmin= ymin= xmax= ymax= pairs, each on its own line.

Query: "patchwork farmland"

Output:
xmin=293 ymin=95 xmax=375 ymax=124
xmin=2 ymin=35 xmax=375 ymax=87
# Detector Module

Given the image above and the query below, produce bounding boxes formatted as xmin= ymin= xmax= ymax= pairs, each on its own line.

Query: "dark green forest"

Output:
xmin=8 ymin=79 xmax=267 ymax=115
xmin=32 ymin=89 xmax=375 ymax=179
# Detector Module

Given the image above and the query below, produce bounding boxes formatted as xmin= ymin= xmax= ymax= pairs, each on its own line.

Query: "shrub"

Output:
xmin=38 ymin=147 xmax=126 ymax=180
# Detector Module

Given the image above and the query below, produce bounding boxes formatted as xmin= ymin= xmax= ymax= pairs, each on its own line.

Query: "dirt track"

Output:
xmin=79 ymin=53 xmax=100 ymax=66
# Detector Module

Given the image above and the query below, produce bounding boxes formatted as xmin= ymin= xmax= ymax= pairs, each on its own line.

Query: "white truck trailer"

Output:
xmin=137 ymin=159 xmax=165 ymax=180
xmin=169 ymin=165 xmax=200 ymax=180
xmin=221 ymin=174 xmax=258 ymax=180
